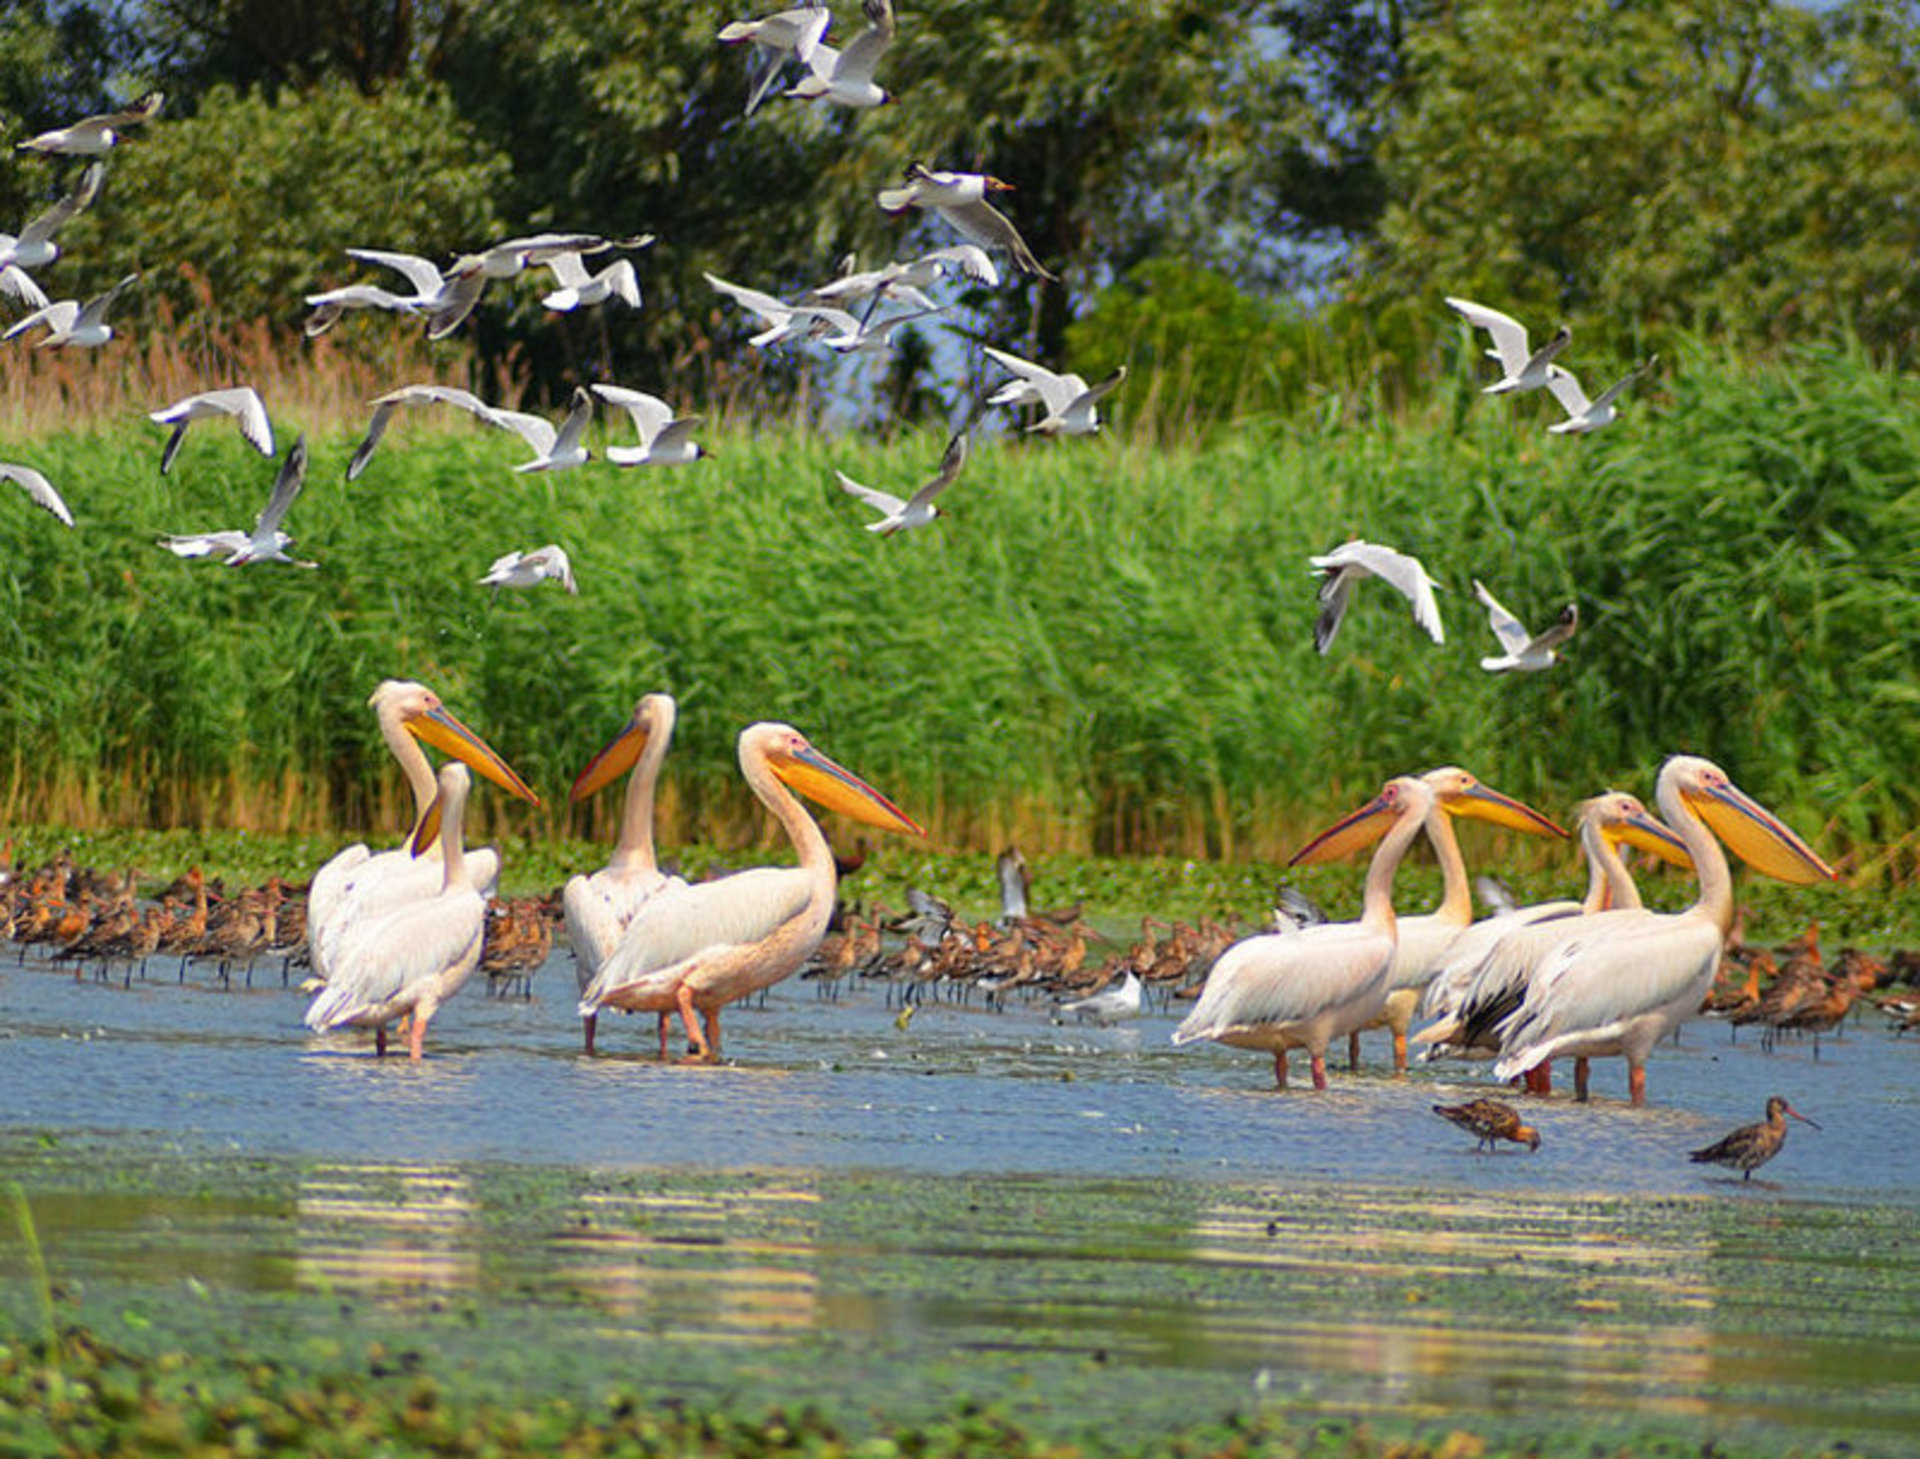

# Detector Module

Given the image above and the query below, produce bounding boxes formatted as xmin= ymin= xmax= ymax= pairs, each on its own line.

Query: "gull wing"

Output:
xmin=19 ymin=162 xmax=103 ymax=249
xmin=1544 ymin=365 xmax=1593 ymax=420
xmin=348 ymin=385 xmax=498 ymax=482
xmin=0 ymin=265 xmax=50 ymax=311
xmin=159 ymin=530 xmax=248 ymax=560
xmin=705 ymin=272 xmax=797 ymax=329
xmin=835 ymin=470 xmax=907 ymax=518
xmin=1342 ymin=540 xmax=1444 ymax=645
xmin=1526 ymin=603 xmax=1579 ymax=657
xmin=424 ymin=270 xmax=488 ymax=340
xmin=75 ymin=274 xmax=137 ymax=330
xmin=3 ymin=299 xmax=77 ymax=341
xmin=1590 ymin=354 xmax=1658 ymax=412
xmin=0 ymin=462 xmax=73 ymax=527
xmin=942 ymin=198 xmax=1055 ymax=280
xmin=254 ymin=435 xmax=308 ymax=536
xmin=551 ymin=389 xmax=594 ymax=455
xmin=1445 ymin=296 xmax=1532 ymax=375
xmin=650 ymin=417 xmax=705 ymax=457
xmin=918 ymin=243 xmax=997 ymax=285
xmin=543 ymin=251 xmax=592 ymax=290
xmin=835 ymin=0 xmax=896 ymax=85
xmin=346 ymin=247 xmax=446 ymax=298
xmin=903 ymin=432 xmax=968 ymax=513
xmin=590 ymin=384 xmax=674 ymax=446
xmin=98 ymin=91 xmax=165 ymax=128
xmin=983 ymin=345 xmax=1073 ymax=414
xmin=1472 ymin=579 xmax=1533 ymax=655
xmin=1312 ymin=564 xmax=1360 ymax=654
xmin=489 ymin=408 xmax=558 ymax=458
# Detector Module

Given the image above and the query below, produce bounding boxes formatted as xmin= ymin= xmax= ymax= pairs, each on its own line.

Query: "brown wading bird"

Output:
xmin=1433 ymin=1098 xmax=1540 ymax=1152
xmin=1690 ymin=1096 xmax=1819 ymax=1181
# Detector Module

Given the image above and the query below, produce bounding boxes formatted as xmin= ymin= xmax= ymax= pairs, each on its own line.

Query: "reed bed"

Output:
xmin=0 ymin=337 xmax=1911 ymax=886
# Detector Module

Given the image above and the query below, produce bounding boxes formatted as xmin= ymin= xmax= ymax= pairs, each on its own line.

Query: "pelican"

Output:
xmin=306 ymin=681 xmax=540 ymax=984
xmin=590 ymin=385 xmax=707 ymax=466
xmin=878 ymin=164 xmax=1056 ymax=281
xmin=578 ymin=722 xmax=923 ymax=1061
xmin=304 ymin=762 xmax=485 ymax=1060
xmin=0 ymin=463 xmax=73 ymax=527
xmin=983 ymin=347 xmax=1126 ymax=436
xmin=1445 ymin=296 xmax=1570 ymax=394
xmin=1309 ymin=538 xmax=1445 ymax=652
xmin=479 ymin=544 xmax=576 ymax=598
xmin=719 ymin=3 xmax=832 ymax=113
xmin=785 ymin=0 xmax=894 ymax=108
xmin=1170 ymin=775 xmax=1438 ymax=1090
xmin=17 ymin=91 xmax=163 ymax=154
xmin=1342 ymin=767 xmax=1566 ymax=1073
xmin=564 ymin=694 xmax=689 ymax=1054
xmin=1473 ymin=580 xmax=1577 ymax=672
xmin=837 ymin=431 xmax=968 ymax=535
xmin=1546 ymin=355 xmax=1658 ymax=434
xmin=347 ymin=384 xmax=502 ymax=482
xmin=157 ymin=434 xmax=316 ymax=567
xmin=487 ymin=387 xmax=593 ymax=472
xmin=1415 ymin=791 xmax=1693 ymax=1076
xmin=0 ymin=161 xmax=102 ymax=275
xmin=3 ymin=273 xmax=137 ymax=349
xmin=149 ymin=387 xmax=275 ymax=474
xmin=1492 ymin=755 xmax=1837 ymax=1104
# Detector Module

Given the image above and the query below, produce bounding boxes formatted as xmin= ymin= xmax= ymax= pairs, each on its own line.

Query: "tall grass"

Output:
xmin=0 ymin=336 xmax=1911 ymax=883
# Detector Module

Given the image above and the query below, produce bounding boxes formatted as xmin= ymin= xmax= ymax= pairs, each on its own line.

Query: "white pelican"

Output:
xmin=1545 ymin=355 xmax=1658 ymax=434
xmin=1170 ymin=775 xmax=1438 ymax=1090
xmin=785 ymin=0 xmax=894 ymax=108
xmin=564 ymin=693 xmax=690 ymax=1054
xmin=983 ymin=347 xmax=1126 ymax=436
xmin=157 ymin=434 xmax=316 ymax=568
xmin=1492 ymin=755 xmax=1837 ymax=1104
xmin=578 ymin=722 xmax=923 ymax=1061
xmin=479 ymin=544 xmax=577 ymax=598
xmin=720 ymin=3 xmax=832 ymax=113
xmin=306 ymin=680 xmax=540 ymax=984
xmin=1309 ymin=539 xmax=1445 ymax=653
xmin=1415 ymin=791 xmax=1692 ymax=1076
xmin=1342 ymin=767 xmax=1566 ymax=1073
xmin=149 ymin=387 xmax=275 ymax=475
xmin=1445 ymin=296 xmax=1570 ymax=394
xmin=488 ymin=387 xmax=593 ymax=473
xmin=1473 ymin=580 xmax=1577 ymax=673
xmin=878 ymin=164 xmax=1056 ymax=281
xmin=347 ymin=384 xmax=501 ymax=482
xmin=0 ymin=161 xmax=102 ymax=275
xmin=837 ymin=431 xmax=968 ymax=535
xmin=589 ymin=385 xmax=707 ymax=466
xmin=0 ymin=463 xmax=73 ymax=527
xmin=3 ymin=273 xmax=137 ymax=349
xmin=17 ymin=91 xmax=163 ymax=154
xmin=304 ymin=762 xmax=485 ymax=1060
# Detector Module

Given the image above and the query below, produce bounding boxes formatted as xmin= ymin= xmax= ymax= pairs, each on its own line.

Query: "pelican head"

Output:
xmin=1580 ymin=791 xmax=1693 ymax=869
xmin=1288 ymin=774 xmax=1436 ymax=866
xmin=1421 ymin=766 xmax=1568 ymax=839
xmin=373 ymin=679 xmax=541 ymax=806
xmin=1664 ymin=755 xmax=1837 ymax=884
xmin=569 ymin=692 xmax=677 ymax=802
xmin=748 ymin=722 xmax=924 ymax=837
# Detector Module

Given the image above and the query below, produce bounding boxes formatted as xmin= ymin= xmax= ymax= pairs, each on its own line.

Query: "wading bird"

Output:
xmin=1472 ymin=580 xmax=1578 ymax=673
xmin=157 ymin=434 xmax=316 ymax=567
xmin=837 ymin=431 xmax=968 ymax=535
xmin=1445 ymin=296 xmax=1570 ymax=394
xmin=149 ymin=387 xmax=275 ymax=474
xmin=1434 ymin=1098 xmax=1540 ymax=1152
xmin=1690 ymin=1095 xmax=1818 ymax=1180
xmin=1309 ymin=539 xmax=1445 ymax=653
xmin=879 ymin=164 xmax=1056 ymax=280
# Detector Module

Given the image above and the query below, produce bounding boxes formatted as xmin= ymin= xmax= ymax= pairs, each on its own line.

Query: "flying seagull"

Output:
xmin=719 ymin=3 xmax=832 ymax=114
xmin=1473 ymin=580 xmax=1578 ymax=673
xmin=1545 ymin=355 xmax=1658 ymax=435
xmin=158 ymin=435 xmax=316 ymax=567
xmin=0 ymin=463 xmax=74 ymax=527
xmin=3 ymin=273 xmax=137 ymax=349
xmin=347 ymin=385 xmax=502 ymax=482
xmin=149 ymin=387 xmax=275 ymax=475
xmin=486 ymin=387 xmax=594 ymax=473
xmin=589 ymin=385 xmax=706 ymax=466
xmin=17 ymin=91 xmax=164 ymax=155
xmin=837 ymin=431 xmax=969 ymax=535
xmin=878 ymin=164 xmax=1056 ymax=281
xmin=983 ymin=346 xmax=1126 ymax=436
xmin=0 ymin=162 xmax=104 ymax=276
xmin=785 ymin=0 xmax=895 ymax=108
xmin=480 ymin=545 xmax=577 ymax=599
xmin=1445 ymin=296 xmax=1570 ymax=394
xmin=1308 ymin=539 xmax=1445 ymax=654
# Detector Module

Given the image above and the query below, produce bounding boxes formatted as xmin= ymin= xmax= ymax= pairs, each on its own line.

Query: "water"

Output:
xmin=4 ymin=948 xmax=1919 ymax=1452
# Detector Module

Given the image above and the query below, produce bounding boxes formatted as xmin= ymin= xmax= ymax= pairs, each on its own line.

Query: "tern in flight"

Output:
xmin=837 ymin=432 xmax=968 ymax=535
xmin=1473 ymin=580 xmax=1578 ymax=672
xmin=1309 ymin=539 xmax=1445 ymax=653
xmin=1445 ymin=296 xmax=1570 ymax=394
xmin=157 ymin=435 xmax=315 ymax=567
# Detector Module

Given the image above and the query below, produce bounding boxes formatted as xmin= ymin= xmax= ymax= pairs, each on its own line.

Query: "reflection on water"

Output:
xmin=296 ymin=1163 xmax=478 ymax=1307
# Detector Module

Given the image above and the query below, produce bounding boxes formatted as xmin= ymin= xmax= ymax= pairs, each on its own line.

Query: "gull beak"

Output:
xmin=771 ymin=743 xmax=923 ymax=837
xmin=1611 ymin=809 xmax=1694 ymax=869
xmin=1450 ymin=783 xmax=1568 ymax=839
xmin=571 ymin=713 xmax=648 ymax=802
xmin=1686 ymin=782 xmax=1837 ymax=884
xmin=1289 ymin=789 xmax=1398 ymax=866
xmin=406 ymin=705 xmax=541 ymax=806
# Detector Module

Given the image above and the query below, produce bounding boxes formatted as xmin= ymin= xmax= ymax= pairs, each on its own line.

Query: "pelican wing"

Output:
xmin=564 ymin=868 xmax=685 ymax=986
xmin=581 ymin=868 xmax=812 ymax=1008
xmin=1172 ymin=923 xmax=1392 ymax=1042
xmin=1472 ymin=579 xmax=1532 ymax=655
xmin=1445 ymin=296 xmax=1532 ymax=375
xmin=0 ymin=463 xmax=73 ymax=527
xmin=306 ymin=889 xmax=486 ymax=1029
xmin=253 ymin=436 xmax=308 ymax=536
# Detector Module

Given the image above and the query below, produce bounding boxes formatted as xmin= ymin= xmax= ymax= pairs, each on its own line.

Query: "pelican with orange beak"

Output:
xmin=578 ymin=722 xmax=923 ymax=1060
xmin=306 ymin=681 xmax=539 ymax=982
xmin=1493 ymin=755 xmax=1837 ymax=1104
xmin=1171 ymin=775 xmax=1437 ymax=1090
xmin=564 ymin=693 xmax=689 ymax=1054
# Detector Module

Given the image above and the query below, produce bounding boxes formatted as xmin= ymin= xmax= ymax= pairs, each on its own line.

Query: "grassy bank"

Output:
xmin=0 ymin=339 xmax=1912 ymax=884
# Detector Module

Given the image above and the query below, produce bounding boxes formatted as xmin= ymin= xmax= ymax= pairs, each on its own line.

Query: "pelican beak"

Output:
xmin=1782 ymin=1102 xmax=1821 ymax=1129
xmin=406 ymin=705 xmax=541 ymax=806
xmin=772 ymin=744 xmax=924 ymax=837
xmin=410 ymin=792 xmax=444 ymax=857
xmin=1610 ymin=809 xmax=1694 ymax=869
xmin=1289 ymin=790 xmax=1396 ymax=866
xmin=570 ymin=713 xmax=647 ymax=803
xmin=1686 ymin=782 xmax=1837 ymax=884
xmin=1450 ymin=783 xmax=1568 ymax=839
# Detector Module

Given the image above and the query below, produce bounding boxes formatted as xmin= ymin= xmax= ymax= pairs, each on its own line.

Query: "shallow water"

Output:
xmin=4 ymin=948 xmax=1919 ymax=1452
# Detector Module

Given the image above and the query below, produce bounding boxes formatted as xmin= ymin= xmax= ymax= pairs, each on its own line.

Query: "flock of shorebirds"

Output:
xmin=0 ymin=11 xmax=1893 ymax=1185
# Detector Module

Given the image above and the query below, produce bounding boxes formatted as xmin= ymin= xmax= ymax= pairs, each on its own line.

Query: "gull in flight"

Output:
xmin=719 ymin=3 xmax=832 ymax=114
xmin=347 ymin=384 xmax=502 ymax=482
xmin=837 ymin=432 xmax=968 ymax=535
xmin=1445 ymin=296 xmax=1570 ymax=394
xmin=809 ymin=304 xmax=946 ymax=356
xmin=705 ymin=271 xmax=844 ymax=348
xmin=590 ymin=385 xmax=706 ymax=466
xmin=879 ymin=164 xmax=1055 ymax=281
xmin=487 ymin=387 xmax=594 ymax=473
xmin=3 ymin=273 xmax=137 ymax=349
xmin=0 ymin=162 xmax=103 ymax=283
xmin=887 ymin=243 xmax=999 ymax=290
xmin=480 ymin=545 xmax=577 ymax=599
xmin=158 ymin=435 xmax=316 ymax=567
xmin=983 ymin=346 xmax=1126 ymax=435
xmin=0 ymin=463 xmax=74 ymax=528
xmin=801 ymin=256 xmax=937 ymax=315
xmin=149 ymin=387 xmax=275 ymax=475
xmin=785 ymin=0 xmax=895 ymax=108
xmin=17 ymin=91 xmax=164 ymax=154
xmin=1473 ymin=581 xmax=1578 ymax=672
xmin=1309 ymin=539 xmax=1445 ymax=653
xmin=1546 ymin=355 xmax=1658 ymax=434
xmin=540 ymin=250 xmax=643 ymax=312
xmin=303 ymin=281 xmax=427 ymax=337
